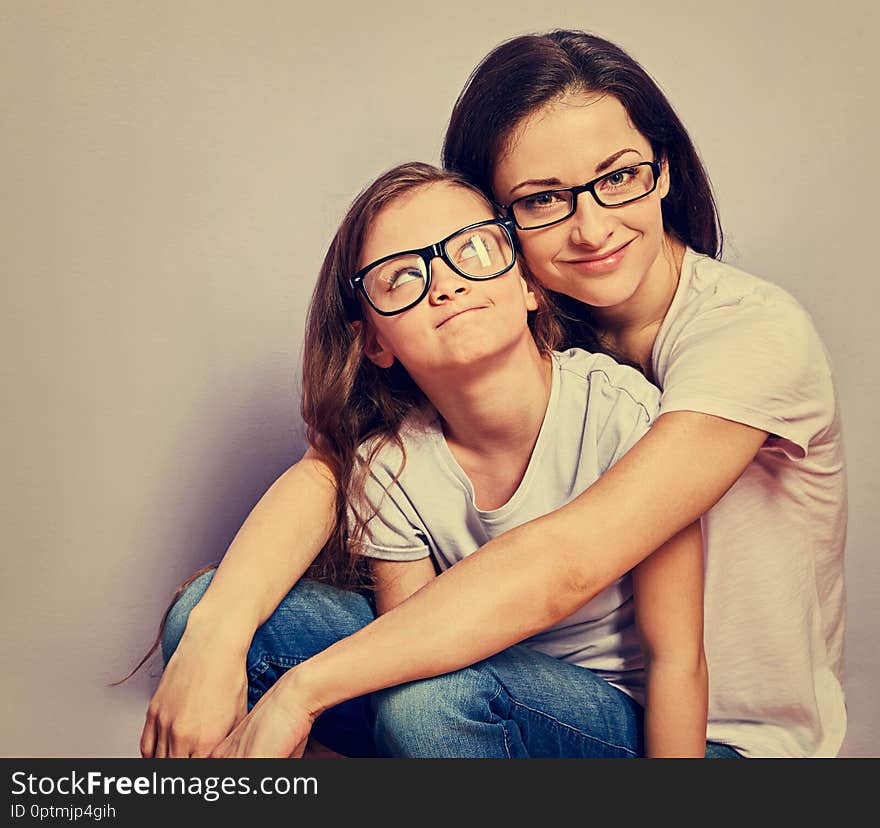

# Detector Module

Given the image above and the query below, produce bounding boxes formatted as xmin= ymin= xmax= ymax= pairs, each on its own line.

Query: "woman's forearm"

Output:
xmin=278 ymin=411 xmax=767 ymax=715
xmin=184 ymin=453 xmax=337 ymax=650
xmin=643 ymin=658 xmax=708 ymax=758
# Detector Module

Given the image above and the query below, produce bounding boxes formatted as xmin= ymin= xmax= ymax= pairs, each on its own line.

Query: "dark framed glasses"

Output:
xmin=504 ymin=160 xmax=662 ymax=231
xmin=351 ymin=218 xmax=517 ymax=317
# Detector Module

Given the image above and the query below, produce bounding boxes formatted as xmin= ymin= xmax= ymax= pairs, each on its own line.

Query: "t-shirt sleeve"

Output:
xmin=657 ymin=296 xmax=835 ymax=459
xmin=577 ymin=354 xmax=661 ymax=474
xmin=347 ymin=452 xmax=431 ymax=562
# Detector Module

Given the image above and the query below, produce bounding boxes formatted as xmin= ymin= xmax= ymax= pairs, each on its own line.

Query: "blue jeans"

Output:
xmin=161 ymin=570 xmax=740 ymax=758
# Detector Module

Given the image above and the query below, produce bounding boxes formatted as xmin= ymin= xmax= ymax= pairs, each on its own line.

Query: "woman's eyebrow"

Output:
xmin=595 ymin=147 xmax=642 ymax=173
xmin=508 ymin=177 xmax=562 ymax=197
xmin=508 ymin=148 xmax=644 ymax=197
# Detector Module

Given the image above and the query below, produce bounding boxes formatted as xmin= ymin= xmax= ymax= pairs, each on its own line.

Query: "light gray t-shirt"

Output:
xmin=353 ymin=348 xmax=661 ymax=703
xmin=653 ymin=248 xmax=847 ymax=758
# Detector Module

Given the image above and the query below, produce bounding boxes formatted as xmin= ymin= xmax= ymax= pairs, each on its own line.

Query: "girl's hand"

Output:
xmin=210 ymin=670 xmax=318 ymax=758
xmin=140 ymin=635 xmax=248 ymax=758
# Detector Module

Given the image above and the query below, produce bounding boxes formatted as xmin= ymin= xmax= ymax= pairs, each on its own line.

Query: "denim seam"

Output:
xmin=487 ymin=684 xmax=513 ymax=759
xmin=507 ymin=696 xmax=638 ymax=756
xmin=247 ymin=654 xmax=305 ymax=684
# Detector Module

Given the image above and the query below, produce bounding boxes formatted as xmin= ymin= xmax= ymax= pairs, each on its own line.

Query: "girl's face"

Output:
xmin=491 ymin=92 xmax=670 ymax=311
xmin=358 ymin=183 xmax=538 ymax=382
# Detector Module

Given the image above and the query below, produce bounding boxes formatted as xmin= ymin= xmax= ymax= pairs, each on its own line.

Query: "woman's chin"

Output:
xmin=555 ymin=279 xmax=640 ymax=311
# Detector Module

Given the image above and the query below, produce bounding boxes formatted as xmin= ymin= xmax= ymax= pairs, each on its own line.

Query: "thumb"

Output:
xmin=208 ymin=736 xmax=230 ymax=759
xmin=288 ymin=736 xmax=308 ymax=759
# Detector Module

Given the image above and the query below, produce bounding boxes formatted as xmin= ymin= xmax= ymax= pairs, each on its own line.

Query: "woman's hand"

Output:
xmin=140 ymin=634 xmax=248 ymax=759
xmin=210 ymin=670 xmax=317 ymax=758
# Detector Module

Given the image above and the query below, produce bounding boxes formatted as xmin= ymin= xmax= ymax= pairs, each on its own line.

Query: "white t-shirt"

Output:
xmin=652 ymin=248 xmax=847 ymax=758
xmin=353 ymin=348 xmax=660 ymax=704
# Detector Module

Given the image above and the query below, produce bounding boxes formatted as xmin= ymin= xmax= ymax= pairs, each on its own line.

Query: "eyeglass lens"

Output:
xmin=512 ymin=163 xmax=656 ymax=229
xmin=362 ymin=224 xmax=514 ymax=314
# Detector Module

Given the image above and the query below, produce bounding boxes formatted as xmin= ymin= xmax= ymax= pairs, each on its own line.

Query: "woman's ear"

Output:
xmin=353 ymin=319 xmax=395 ymax=369
xmin=658 ymin=154 xmax=671 ymax=199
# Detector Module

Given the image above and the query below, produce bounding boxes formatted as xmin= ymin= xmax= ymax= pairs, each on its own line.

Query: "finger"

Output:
xmin=233 ymin=702 xmax=248 ymax=729
xmin=168 ymin=728 xmax=189 ymax=759
xmin=139 ymin=715 xmax=157 ymax=759
xmin=190 ymin=734 xmax=220 ymax=759
xmin=154 ymin=721 xmax=169 ymax=759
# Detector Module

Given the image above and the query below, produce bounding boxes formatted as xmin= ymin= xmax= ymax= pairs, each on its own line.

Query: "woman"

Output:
xmin=142 ymin=30 xmax=846 ymax=760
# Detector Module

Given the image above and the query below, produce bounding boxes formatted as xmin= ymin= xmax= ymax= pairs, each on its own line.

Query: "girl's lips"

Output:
xmin=436 ymin=306 xmax=485 ymax=328
xmin=565 ymin=239 xmax=633 ymax=274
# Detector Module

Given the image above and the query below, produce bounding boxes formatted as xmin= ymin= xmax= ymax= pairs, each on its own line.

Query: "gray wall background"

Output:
xmin=2 ymin=0 xmax=877 ymax=757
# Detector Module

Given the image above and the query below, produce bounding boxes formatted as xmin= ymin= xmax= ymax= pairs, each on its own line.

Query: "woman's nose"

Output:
xmin=568 ymin=193 xmax=615 ymax=248
xmin=429 ymin=259 xmax=470 ymax=303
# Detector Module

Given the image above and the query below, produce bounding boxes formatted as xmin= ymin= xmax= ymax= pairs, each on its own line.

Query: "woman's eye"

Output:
xmin=602 ymin=167 xmax=637 ymax=188
xmin=521 ymin=191 xmax=564 ymax=211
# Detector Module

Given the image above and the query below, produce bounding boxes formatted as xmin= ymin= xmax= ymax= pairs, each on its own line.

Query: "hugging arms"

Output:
xmin=142 ymin=403 xmax=757 ymax=758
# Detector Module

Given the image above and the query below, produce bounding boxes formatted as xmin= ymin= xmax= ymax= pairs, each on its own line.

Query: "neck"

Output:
xmin=416 ymin=337 xmax=552 ymax=458
xmin=593 ymin=234 xmax=686 ymax=376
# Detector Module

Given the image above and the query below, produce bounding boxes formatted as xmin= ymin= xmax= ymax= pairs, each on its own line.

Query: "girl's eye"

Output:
xmin=455 ymin=233 xmax=495 ymax=267
xmin=386 ymin=267 xmax=424 ymax=290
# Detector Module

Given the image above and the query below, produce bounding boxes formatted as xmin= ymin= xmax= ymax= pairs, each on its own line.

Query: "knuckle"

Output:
xmin=167 ymin=721 xmax=188 ymax=740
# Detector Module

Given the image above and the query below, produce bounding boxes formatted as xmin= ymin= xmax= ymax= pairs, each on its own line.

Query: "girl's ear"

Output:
xmin=519 ymin=276 xmax=539 ymax=312
xmin=353 ymin=320 xmax=395 ymax=369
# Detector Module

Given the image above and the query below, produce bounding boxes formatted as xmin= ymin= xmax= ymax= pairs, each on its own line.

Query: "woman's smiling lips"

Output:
xmin=563 ymin=239 xmax=634 ymax=274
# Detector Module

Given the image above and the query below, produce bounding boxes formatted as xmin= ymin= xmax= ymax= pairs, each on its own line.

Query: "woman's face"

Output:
xmin=492 ymin=92 xmax=670 ymax=311
xmin=357 ymin=182 xmax=537 ymax=383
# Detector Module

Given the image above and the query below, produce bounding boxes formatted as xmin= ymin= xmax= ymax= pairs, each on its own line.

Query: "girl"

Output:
xmin=143 ymin=30 xmax=846 ymax=760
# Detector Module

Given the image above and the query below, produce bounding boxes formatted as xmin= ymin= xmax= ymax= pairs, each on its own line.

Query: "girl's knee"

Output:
xmin=159 ymin=568 xmax=216 ymax=664
xmin=374 ymin=677 xmax=446 ymax=731
xmin=373 ymin=667 xmax=502 ymax=756
xmin=267 ymin=579 xmax=375 ymax=640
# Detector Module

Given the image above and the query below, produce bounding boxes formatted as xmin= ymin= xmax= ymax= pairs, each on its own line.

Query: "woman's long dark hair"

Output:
xmin=442 ymin=30 xmax=722 ymax=352
xmin=443 ymin=30 xmax=722 ymax=256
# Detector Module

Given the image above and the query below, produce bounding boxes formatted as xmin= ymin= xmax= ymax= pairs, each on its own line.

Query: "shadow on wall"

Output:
xmin=127 ymin=365 xmax=308 ymax=679
xmin=179 ymin=382 xmax=306 ymax=569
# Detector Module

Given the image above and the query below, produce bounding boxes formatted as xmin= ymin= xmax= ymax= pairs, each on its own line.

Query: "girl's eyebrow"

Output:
xmin=508 ymin=147 xmax=643 ymax=197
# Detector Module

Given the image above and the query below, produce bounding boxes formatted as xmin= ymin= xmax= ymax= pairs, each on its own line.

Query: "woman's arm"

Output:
xmin=284 ymin=413 xmax=766 ymax=714
xmin=140 ymin=451 xmax=337 ymax=758
xmin=212 ymin=411 xmax=766 ymax=757
xmin=632 ymin=520 xmax=707 ymax=758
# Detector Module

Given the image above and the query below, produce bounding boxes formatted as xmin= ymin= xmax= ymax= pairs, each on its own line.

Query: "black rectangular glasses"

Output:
xmin=350 ymin=218 xmax=518 ymax=316
xmin=504 ymin=160 xmax=662 ymax=230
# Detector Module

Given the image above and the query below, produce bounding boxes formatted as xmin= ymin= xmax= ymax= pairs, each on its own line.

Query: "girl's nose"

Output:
xmin=429 ymin=259 xmax=470 ymax=303
xmin=568 ymin=193 xmax=615 ymax=249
